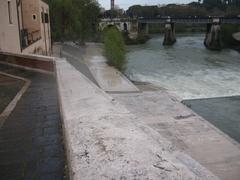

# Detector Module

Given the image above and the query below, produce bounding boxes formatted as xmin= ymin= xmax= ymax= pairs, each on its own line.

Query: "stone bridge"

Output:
xmin=100 ymin=17 xmax=240 ymax=50
xmin=99 ymin=18 xmax=139 ymax=39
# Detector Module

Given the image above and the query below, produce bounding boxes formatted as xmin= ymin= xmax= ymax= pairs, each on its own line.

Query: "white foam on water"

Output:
xmin=126 ymin=34 xmax=240 ymax=100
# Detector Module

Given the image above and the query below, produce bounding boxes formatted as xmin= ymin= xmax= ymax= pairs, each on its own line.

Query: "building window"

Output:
xmin=41 ymin=11 xmax=49 ymax=23
xmin=8 ymin=1 xmax=13 ymax=24
xmin=44 ymin=13 xmax=49 ymax=23
xmin=32 ymin=14 xmax=37 ymax=21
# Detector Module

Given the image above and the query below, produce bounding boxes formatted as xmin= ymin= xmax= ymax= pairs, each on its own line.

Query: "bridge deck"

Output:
xmin=139 ymin=18 xmax=240 ymax=24
xmin=100 ymin=18 xmax=240 ymax=24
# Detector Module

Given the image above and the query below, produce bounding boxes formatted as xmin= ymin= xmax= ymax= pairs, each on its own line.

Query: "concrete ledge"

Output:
xmin=0 ymin=51 xmax=55 ymax=74
xmin=56 ymin=58 xmax=218 ymax=180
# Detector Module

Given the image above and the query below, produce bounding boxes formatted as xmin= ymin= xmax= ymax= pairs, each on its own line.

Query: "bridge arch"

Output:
xmin=123 ymin=22 xmax=128 ymax=31
xmin=99 ymin=22 xmax=122 ymax=32
xmin=101 ymin=25 xmax=121 ymax=34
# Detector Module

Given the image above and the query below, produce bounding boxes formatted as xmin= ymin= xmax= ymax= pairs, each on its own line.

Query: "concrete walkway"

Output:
xmin=61 ymin=43 xmax=99 ymax=86
xmin=113 ymin=91 xmax=240 ymax=180
xmin=0 ymin=64 xmax=67 ymax=179
xmin=56 ymin=58 xmax=218 ymax=180
xmin=83 ymin=43 xmax=139 ymax=93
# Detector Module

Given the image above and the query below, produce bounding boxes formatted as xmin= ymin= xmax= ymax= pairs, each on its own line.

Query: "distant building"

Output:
xmin=0 ymin=0 xmax=51 ymax=55
xmin=111 ymin=0 xmax=114 ymax=10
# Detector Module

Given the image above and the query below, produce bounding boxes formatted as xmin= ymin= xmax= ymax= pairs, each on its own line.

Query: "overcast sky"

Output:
xmin=98 ymin=0 xmax=195 ymax=10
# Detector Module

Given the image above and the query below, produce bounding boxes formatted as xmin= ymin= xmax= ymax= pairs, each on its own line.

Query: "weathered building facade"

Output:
xmin=0 ymin=0 xmax=51 ymax=55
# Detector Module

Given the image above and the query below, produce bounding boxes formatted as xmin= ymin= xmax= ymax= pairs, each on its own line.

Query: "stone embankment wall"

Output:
xmin=0 ymin=52 xmax=55 ymax=74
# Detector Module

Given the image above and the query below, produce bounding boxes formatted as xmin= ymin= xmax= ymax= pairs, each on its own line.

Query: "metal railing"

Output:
xmin=21 ymin=29 xmax=41 ymax=49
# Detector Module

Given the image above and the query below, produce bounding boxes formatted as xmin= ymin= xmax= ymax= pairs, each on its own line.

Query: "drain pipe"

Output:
xmin=16 ymin=0 xmax=22 ymax=52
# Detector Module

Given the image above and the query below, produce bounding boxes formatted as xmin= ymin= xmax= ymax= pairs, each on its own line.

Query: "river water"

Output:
xmin=126 ymin=33 xmax=240 ymax=100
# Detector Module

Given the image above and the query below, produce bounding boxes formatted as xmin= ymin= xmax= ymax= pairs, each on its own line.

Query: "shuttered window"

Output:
xmin=8 ymin=1 xmax=13 ymax=24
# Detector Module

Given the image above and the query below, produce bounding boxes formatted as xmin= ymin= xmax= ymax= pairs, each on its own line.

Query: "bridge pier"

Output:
xmin=204 ymin=19 xmax=222 ymax=50
xmin=143 ymin=23 xmax=149 ymax=35
xmin=163 ymin=22 xmax=176 ymax=46
xmin=128 ymin=19 xmax=139 ymax=39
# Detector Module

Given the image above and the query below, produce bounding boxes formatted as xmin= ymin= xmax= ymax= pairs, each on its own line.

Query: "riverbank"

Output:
xmin=56 ymin=52 xmax=219 ymax=180
xmin=57 ymin=42 xmax=240 ymax=179
xmin=61 ymin=42 xmax=139 ymax=93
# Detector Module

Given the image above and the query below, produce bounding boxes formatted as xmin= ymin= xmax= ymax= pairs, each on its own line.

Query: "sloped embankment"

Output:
xmin=56 ymin=58 xmax=218 ymax=180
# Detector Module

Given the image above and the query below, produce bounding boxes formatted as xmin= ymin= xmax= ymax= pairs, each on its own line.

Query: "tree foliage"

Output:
xmin=203 ymin=0 xmax=224 ymax=9
xmin=44 ymin=0 xmax=100 ymax=43
xmin=126 ymin=1 xmax=240 ymax=18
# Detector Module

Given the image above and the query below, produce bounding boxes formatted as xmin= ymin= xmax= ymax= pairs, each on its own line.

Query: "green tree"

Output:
xmin=203 ymin=0 xmax=223 ymax=9
xmin=127 ymin=5 xmax=142 ymax=17
xmin=44 ymin=0 xmax=100 ymax=43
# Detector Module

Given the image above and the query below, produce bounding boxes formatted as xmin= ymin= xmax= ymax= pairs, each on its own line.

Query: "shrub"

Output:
xmin=103 ymin=27 xmax=127 ymax=72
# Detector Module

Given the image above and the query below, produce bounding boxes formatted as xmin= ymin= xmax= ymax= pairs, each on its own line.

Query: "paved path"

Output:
xmin=0 ymin=74 xmax=23 ymax=113
xmin=84 ymin=43 xmax=139 ymax=93
xmin=0 ymin=65 xmax=67 ymax=180
xmin=113 ymin=91 xmax=240 ymax=180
